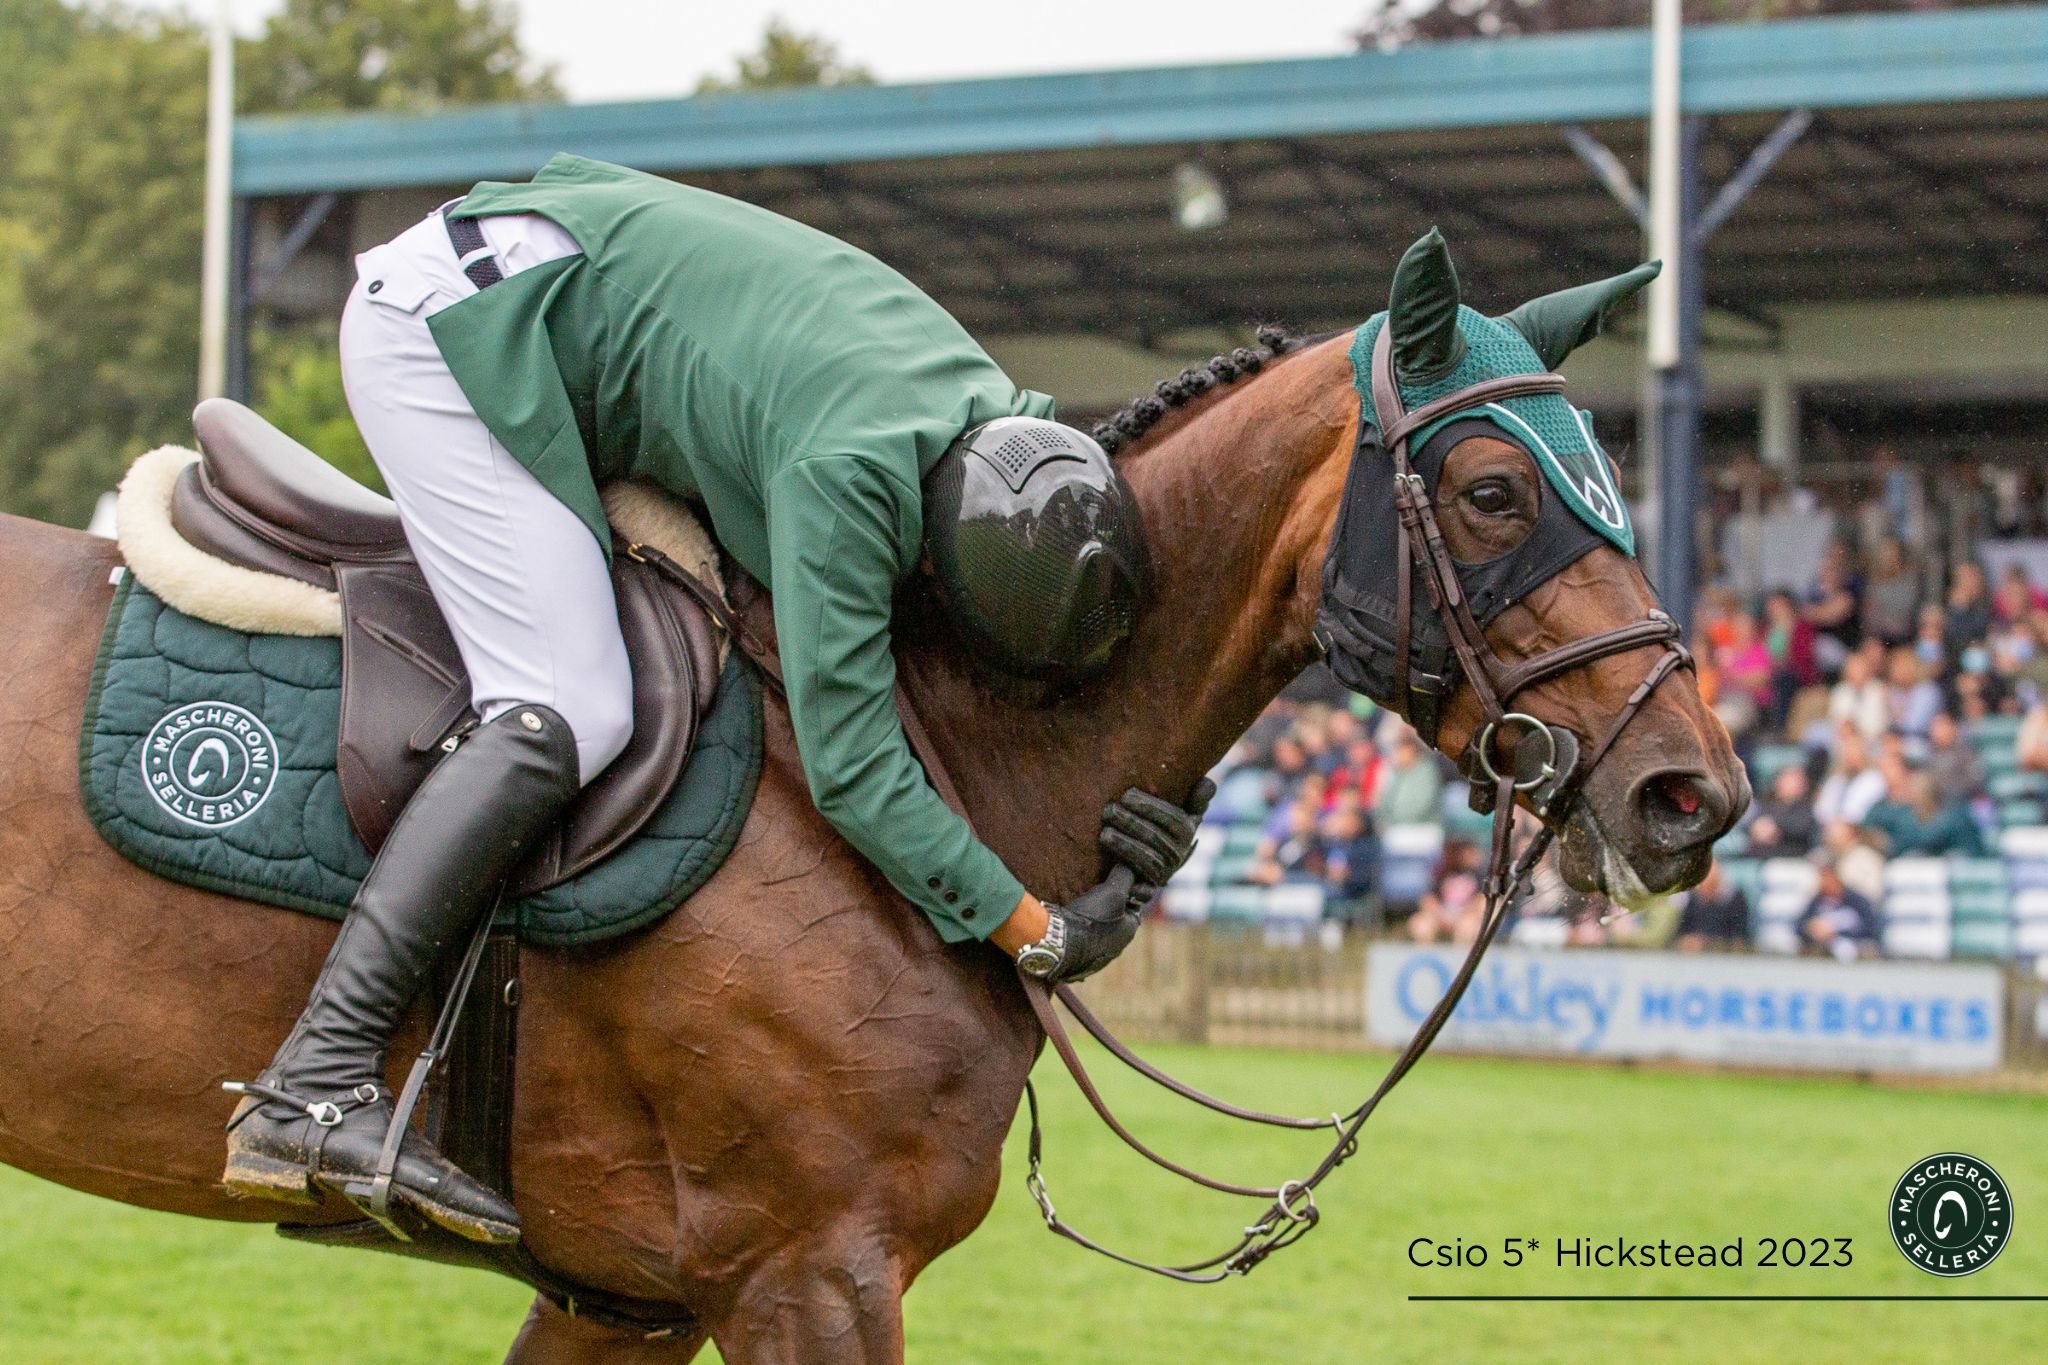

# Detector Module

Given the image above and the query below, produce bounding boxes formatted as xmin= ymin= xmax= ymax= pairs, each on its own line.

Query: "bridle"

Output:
xmin=1005 ymin=325 xmax=1694 ymax=1282
xmin=635 ymin=330 xmax=1696 ymax=1282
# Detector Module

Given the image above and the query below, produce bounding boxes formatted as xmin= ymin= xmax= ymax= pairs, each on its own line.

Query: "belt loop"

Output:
xmin=441 ymin=198 xmax=505 ymax=290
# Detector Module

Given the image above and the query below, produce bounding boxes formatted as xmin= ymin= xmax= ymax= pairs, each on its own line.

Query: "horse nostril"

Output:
xmin=1633 ymin=770 xmax=1725 ymax=851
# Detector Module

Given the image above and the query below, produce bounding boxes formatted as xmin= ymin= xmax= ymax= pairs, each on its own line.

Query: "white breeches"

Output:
xmin=338 ymin=209 xmax=632 ymax=786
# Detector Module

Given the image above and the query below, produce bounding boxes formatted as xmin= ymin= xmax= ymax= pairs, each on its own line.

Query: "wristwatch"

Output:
xmin=1015 ymin=907 xmax=1068 ymax=980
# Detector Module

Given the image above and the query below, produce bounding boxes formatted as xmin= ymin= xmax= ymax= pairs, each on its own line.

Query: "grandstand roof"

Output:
xmin=233 ymin=6 xmax=2048 ymax=342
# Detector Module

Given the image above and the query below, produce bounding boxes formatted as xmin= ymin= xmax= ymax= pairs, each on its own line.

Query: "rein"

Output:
xmin=1003 ymin=333 xmax=1689 ymax=1283
xmin=629 ymin=345 xmax=1692 ymax=1277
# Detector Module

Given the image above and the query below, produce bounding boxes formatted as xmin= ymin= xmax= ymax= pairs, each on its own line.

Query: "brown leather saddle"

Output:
xmin=170 ymin=398 xmax=724 ymax=897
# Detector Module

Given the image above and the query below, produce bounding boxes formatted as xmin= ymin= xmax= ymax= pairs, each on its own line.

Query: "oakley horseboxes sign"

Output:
xmin=1367 ymin=945 xmax=2004 ymax=1075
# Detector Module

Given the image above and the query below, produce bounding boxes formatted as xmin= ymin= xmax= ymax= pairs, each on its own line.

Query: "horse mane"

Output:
xmin=1089 ymin=324 xmax=1321 ymax=457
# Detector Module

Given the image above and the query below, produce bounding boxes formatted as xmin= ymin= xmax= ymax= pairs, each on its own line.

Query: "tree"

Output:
xmin=1353 ymin=0 xmax=1983 ymax=48
xmin=0 ymin=1 xmax=560 ymax=523
xmin=696 ymin=19 xmax=874 ymax=94
xmin=240 ymin=0 xmax=559 ymax=113
xmin=0 ymin=14 xmax=208 ymax=524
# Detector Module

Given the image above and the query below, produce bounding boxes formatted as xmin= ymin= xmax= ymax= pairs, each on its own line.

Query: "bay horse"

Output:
xmin=0 ymin=321 xmax=1743 ymax=1361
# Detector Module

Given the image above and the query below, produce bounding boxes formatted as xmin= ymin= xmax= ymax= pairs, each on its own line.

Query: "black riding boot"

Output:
xmin=222 ymin=704 xmax=580 ymax=1244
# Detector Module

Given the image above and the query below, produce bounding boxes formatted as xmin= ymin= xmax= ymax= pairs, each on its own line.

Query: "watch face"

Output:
xmin=1017 ymin=946 xmax=1059 ymax=978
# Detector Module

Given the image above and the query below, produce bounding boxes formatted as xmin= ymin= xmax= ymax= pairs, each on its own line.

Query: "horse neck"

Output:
xmin=901 ymin=335 xmax=1359 ymax=900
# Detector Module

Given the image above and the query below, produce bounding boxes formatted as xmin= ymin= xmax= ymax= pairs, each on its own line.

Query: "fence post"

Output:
xmin=1179 ymin=922 xmax=1211 ymax=1044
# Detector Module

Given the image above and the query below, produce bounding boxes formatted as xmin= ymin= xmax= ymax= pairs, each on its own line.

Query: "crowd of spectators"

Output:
xmin=1206 ymin=453 xmax=2048 ymax=959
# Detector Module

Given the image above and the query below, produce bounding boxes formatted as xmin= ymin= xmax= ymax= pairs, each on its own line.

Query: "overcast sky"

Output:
xmin=171 ymin=1 xmax=1370 ymax=102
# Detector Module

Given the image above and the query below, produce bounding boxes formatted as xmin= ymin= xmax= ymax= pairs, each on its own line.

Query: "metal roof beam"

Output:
xmin=233 ymin=7 xmax=2048 ymax=196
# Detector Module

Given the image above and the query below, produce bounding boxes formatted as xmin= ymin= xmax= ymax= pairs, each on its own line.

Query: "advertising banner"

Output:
xmin=1367 ymin=946 xmax=2004 ymax=1074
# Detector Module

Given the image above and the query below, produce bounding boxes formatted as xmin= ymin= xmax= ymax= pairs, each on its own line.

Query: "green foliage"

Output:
xmin=0 ymin=1 xmax=559 ymax=525
xmin=1354 ymin=0 xmax=1989 ymax=48
xmin=239 ymin=0 xmax=559 ymax=114
xmin=0 ymin=12 xmax=207 ymax=525
xmin=253 ymin=327 xmax=382 ymax=492
xmin=696 ymin=18 xmax=874 ymax=94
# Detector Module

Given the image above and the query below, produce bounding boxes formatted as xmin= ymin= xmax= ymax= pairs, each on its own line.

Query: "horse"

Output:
xmin=0 ymin=313 xmax=1744 ymax=1361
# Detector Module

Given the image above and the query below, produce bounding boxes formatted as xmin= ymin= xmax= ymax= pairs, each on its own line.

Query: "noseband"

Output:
xmin=1006 ymin=328 xmax=1695 ymax=1286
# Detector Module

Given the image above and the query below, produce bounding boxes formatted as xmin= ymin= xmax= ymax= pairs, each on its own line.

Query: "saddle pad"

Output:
xmin=79 ymin=576 xmax=762 ymax=947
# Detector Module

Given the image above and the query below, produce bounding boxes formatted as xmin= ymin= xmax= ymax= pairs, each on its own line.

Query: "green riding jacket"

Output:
xmin=426 ymin=154 xmax=1052 ymax=941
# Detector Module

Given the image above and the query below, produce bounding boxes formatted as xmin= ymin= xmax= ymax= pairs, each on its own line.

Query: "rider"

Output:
xmin=222 ymin=154 xmax=1211 ymax=1244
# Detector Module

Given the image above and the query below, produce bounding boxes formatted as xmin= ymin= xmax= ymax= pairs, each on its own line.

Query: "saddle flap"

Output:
xmin=335 ymin=556 xmax=723 ymax=893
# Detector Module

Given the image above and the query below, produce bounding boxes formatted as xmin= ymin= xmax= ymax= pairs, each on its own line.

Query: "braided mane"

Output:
xmin=1090 ymin=324 xmax=1303 ymax=456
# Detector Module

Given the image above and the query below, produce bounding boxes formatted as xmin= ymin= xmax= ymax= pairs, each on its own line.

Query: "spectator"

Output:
xmin=1802 ymin=541 xmax=1862 ymax=669
xmin=1714 ymin=610 xmax=1774 ymax=738
xmin=1745 ymin=764 xmax=1817 ymax=857
xmin=1994 ymin=562 xmax=2047 ymax=623
xmin=1925 ymin=712 xmax=1986 ymax=807
xmin=1885 ymin=647 xmax=1943 ymax=738
xmin=1674 ymin=860 xmax=1751 ymax=952
xmin=1408 ymin=837 xmax=1483 ymax=944
xmin=1249 ymin=798 xmax=1321 ymax=885
xmin=1323 ymin=737 xmax=1381 ymax=814
xmin=1826 ymin=646 xmax=1888 ymax=741
xmin=1913 ymin=602 xmax=1950 ymax=671
xmin=1797 ymin=860 xmax=1879 ymax=962
xmin=1813 ymin=728 xmax=1885 ymax=825
xmin=1943 ymin=561 xmax=1994 ymax=659
xmin=1319 ymin=802 xmax=1380 ymax=919
xmin=1862 ymin=538 xmax=1921 ymax=646
xmin=2020 ymin=699 xmax=2048 ymax=777
xmin=1863 ymin=761 xmax=1986 ymax=858
xmin=1818 ymin=819 xmax=1886 ymax=903
xmin=1373 ymin=726 xmax=1444 ymax=827
xmin=1261 ymin=735 xmax=1310 ymax=808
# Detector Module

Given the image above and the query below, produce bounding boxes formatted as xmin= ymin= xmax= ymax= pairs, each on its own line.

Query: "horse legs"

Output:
xmin=502 ymin=1297 xmax=710 ymax=1364
xmin=703 ymin=1233 xmax=907 ymax=1365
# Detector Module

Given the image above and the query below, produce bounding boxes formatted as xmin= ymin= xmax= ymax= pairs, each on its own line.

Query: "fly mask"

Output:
xmin=1314 ymin=229 xmax=1690 ymax=821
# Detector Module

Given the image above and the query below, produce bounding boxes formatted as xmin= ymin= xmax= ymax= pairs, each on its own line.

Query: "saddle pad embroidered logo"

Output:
xmin=141 ymin=700 xmax=277 ymax=828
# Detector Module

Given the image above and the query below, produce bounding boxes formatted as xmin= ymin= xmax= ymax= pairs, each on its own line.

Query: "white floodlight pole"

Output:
xmin=197 ymin=0 xmax=235 ymax=401
xmin=1645 ymin=0 xmax=1682 ymax=370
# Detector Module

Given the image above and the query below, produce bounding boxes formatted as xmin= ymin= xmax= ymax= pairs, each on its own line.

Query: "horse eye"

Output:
xmin=1467 ymin=480 xmax=1514 ymax=516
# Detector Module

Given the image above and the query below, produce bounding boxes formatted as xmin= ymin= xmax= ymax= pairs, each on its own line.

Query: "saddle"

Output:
xmin=168 ymin=398 xmax=724 ymax=896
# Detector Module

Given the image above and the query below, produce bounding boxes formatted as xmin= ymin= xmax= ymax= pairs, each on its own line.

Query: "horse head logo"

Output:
xmin=1932 ymin=1190 xmax=1970 ymax=1242
xmin=184 ymin=737 xmax=233 ymax=792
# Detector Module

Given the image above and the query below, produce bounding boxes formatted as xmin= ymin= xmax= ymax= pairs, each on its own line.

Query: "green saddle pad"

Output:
xmin=79 ymin=575 xmax=762 ymax=947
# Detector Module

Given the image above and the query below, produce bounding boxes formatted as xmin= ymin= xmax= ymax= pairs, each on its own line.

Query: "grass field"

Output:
xmin=2 ymin=1044 xmax=2044 ymax=1363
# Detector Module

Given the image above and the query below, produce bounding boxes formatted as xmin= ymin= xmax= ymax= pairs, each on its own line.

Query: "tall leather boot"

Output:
xmin=222 ymin=704 xmax=580 ymax=1244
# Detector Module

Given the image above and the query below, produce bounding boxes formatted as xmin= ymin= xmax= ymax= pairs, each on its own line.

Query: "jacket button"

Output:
xmin=519 ymin=711 xmax=544 ymax=732
xmin=927 ymin=876 xmax=942 ymax=889
xmin=944 ymin=890 xmax=960 ymax=905
xmin=367 ymin=279 xmax=383 ymax=294
xmin=960 ymin=908 xmax=976 ymax=921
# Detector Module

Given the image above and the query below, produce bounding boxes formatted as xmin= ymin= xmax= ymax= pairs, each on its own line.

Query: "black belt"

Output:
xmin=440 ymin=198 xmax=504 ymax=290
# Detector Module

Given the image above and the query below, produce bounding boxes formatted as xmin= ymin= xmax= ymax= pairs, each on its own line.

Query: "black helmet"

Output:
xmin=923 ymin=416 xmax=1150 ymax=681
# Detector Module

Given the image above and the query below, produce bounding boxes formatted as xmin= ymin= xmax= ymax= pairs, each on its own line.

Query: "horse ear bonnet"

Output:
xmin=1313 ymin=231 xmax=1656 ymax=741
xmin=1499 ymin=261 xmax=1663 ymax=370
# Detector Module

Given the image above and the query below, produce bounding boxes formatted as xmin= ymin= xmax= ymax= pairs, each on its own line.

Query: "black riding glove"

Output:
xmin=1019 ymin=866 xmax=1149 ymax=984
xmin=1098 ymin=778 xmax=1217 ymax=887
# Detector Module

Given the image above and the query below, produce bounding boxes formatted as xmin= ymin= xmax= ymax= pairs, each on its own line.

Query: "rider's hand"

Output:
xmin=1019 ymin=866 xmax=1149 ymax=984
xmin=1099 ymin=778 xmax=1216 ymax=887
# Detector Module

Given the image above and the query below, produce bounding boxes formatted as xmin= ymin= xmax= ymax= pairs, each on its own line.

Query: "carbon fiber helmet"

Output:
xmin=923 ymin=416 xmax=1150 ymax=681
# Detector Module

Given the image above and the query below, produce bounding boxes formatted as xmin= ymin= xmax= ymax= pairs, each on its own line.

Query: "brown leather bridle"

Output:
xmin=1005 ymin=327 xmax=1695 ymax=1283
xmin=633 ymin=332 xmax=1696 ymax=1282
